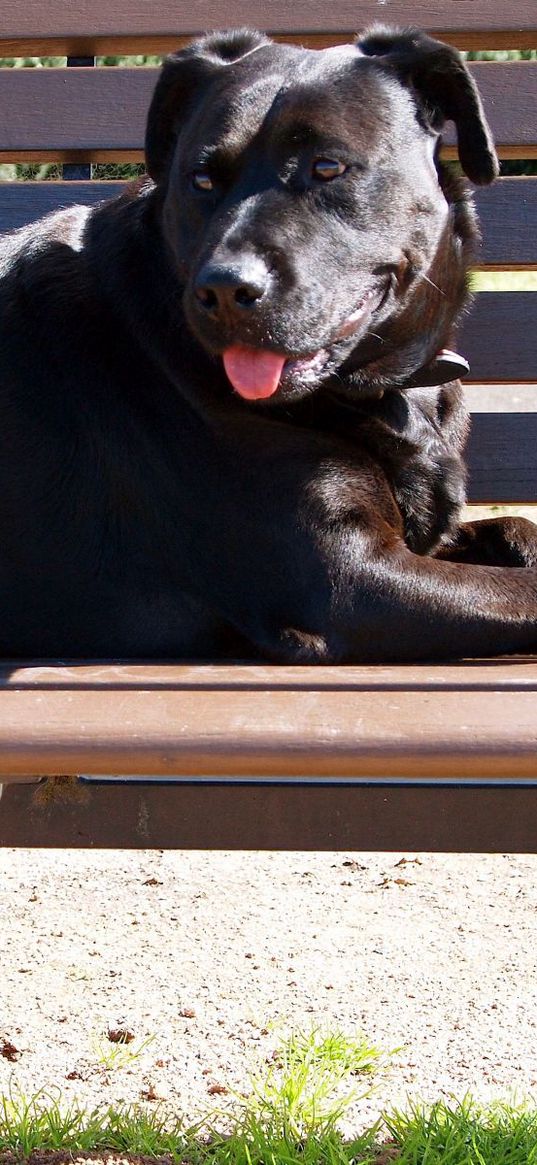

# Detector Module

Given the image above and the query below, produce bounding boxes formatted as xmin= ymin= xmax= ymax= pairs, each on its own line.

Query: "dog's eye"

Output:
xmin=192 ymin=169 xmax=214 ymax=192
xmin=311 ymin=158 xmax=347 ymax=181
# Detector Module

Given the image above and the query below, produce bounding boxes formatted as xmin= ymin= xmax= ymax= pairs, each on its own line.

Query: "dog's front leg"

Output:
xmin=438 ymin=516 xmax=537 ymax=568
xmin=316 ymin=536 xmax=537 ymax=663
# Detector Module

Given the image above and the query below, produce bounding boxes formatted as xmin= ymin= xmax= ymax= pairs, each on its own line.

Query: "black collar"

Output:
xmin=406 ymin=349 xmax=470 ymax=389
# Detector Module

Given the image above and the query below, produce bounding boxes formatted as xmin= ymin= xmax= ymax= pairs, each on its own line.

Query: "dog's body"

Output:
xmin=0 ymin=27 xmax=536 ymax=662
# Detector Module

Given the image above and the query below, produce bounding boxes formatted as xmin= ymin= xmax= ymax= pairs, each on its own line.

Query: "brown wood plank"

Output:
xmin=475 ymin=179 xmax=537 ymax=269
xmin=0 ymin=63 xmax=535 ymax=160
xmin=0 ymin=660 xmax=531 ymax=688
xmin=3 ymin=659 xmax=537 ymax=691
xmin=466 ymin=412 xmax=537 ymax=503
xmin=2 ymin=779 xmax=537 ymax=851
xmin=460 ymin=293 xmax=537 ymax=382
xmin=0 ymin=0 xmax=535 ymax=54
xmin=2 ymin=34 xmax=536 ymax=56
xmin=0 ymin=181 xmax=125 ymax=232
xmin=2 ymin=179 xmax=536 ymax=270
xmin=0 ymin=67 xmax=155 ymax=156
xmin=0 ymin=660 xmax=536 ymax=778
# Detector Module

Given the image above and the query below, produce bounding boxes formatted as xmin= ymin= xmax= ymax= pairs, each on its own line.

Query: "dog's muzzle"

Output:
xmin=193 ymin=257 xmax=270 ymax=319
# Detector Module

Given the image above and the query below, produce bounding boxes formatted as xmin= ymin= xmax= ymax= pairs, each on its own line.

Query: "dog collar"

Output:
xmin=406 ymin=349 xmax=470 ymax=389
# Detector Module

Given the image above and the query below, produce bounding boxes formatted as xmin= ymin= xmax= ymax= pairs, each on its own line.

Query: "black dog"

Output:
xmin=0 ymin=26 xmax=536 ymax=662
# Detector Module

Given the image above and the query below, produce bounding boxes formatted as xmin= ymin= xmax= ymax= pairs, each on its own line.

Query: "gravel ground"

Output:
xmin=1 ymin=849 xmax=537 ymax=1132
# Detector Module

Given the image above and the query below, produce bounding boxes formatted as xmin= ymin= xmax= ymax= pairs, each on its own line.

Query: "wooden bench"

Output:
xmin=0 ymin=1 xmax=536 ymax=852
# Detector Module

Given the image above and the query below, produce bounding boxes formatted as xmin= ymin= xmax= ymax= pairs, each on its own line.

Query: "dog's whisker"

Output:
xmin=416 ymin=272 xmax=446 ymax=297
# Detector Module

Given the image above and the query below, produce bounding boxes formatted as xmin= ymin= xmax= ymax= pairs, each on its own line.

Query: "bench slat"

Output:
xmin=460 ymin=293 xmax=536 ymax=383
xmin=4 ymin=659 xmax=537 ymax=690
xmin=466 ymin=412 xmax=537 ymax=503
xmin=0 ymin=660 xmax=536 ymax=779
xmin=0 ymin=0 xmax=535 ymax=54
xmin=0 ymin=63 xmax=535 ymax=159
xmin=2 ymin=180 xmax=536 ymax=270
xmin=2 ymin=779 xmax=537 ymax=851
xmin=475 ymin=180 xmax=537 ymax=269
xmin=0 ymin=182 xmax=125 ymax=231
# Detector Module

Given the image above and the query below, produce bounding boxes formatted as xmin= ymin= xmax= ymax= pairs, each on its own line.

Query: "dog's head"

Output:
xmin=146 ymin=27 xmax=498 ymax=403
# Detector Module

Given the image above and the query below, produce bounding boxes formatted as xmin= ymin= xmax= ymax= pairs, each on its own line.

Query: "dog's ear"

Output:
xmin=356 ymin=26 xmax=499 ymax=185
xmin=145 ymin=29 xmax=270 ymax=183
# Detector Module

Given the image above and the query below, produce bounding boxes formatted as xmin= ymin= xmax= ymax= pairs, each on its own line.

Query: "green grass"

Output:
xmin=233 ymin=1029 xmax=384 ymax=1151
xmin=91 ymin=1030 xmax=156 ymax=1072
xmin=385 ymin=1098 xmax=537 ymax=1164
xmin=0 ymin=1091 xmax=188 ymax=1159
xmin=0 ymin=1032 xmax=536 ymax=1164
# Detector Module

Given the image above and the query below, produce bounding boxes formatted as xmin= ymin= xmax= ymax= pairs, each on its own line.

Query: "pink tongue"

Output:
xmin=223 ymin=345 xmax=286 ymax=400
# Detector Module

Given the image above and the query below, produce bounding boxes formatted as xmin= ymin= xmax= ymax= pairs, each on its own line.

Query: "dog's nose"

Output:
xmin=194 ymin=259 xmax=269 ymax=314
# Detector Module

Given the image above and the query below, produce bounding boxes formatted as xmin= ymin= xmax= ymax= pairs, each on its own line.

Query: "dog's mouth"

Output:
xmin=222 ymin=286 xmax=385 ymax=401
xmin=222 ymin=346 xmax=327 ymax=400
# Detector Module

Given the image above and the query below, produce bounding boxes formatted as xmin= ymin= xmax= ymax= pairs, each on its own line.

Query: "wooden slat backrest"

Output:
xmin=0 ymin=180 xmax=535 ymax=267
xmin=0 ymin=0 xmax=535 ymax=53
xmin=0 ymin=63 xmax=535 ymax=162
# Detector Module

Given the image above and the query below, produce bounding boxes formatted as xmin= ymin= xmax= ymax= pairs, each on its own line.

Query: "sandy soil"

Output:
xmin=1 ymin=849 xmax=537 ymax=1133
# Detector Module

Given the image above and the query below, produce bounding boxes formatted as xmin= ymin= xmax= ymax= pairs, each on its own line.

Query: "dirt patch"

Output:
xmin=1 ymin=851 xmax=537 ymax=1130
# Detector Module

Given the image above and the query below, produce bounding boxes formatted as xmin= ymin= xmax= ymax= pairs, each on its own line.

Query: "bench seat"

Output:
xmin=1 ymin=660 xmax=537 ymax=852
xmin=1 ymin=659 xmax=537 ymax=780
